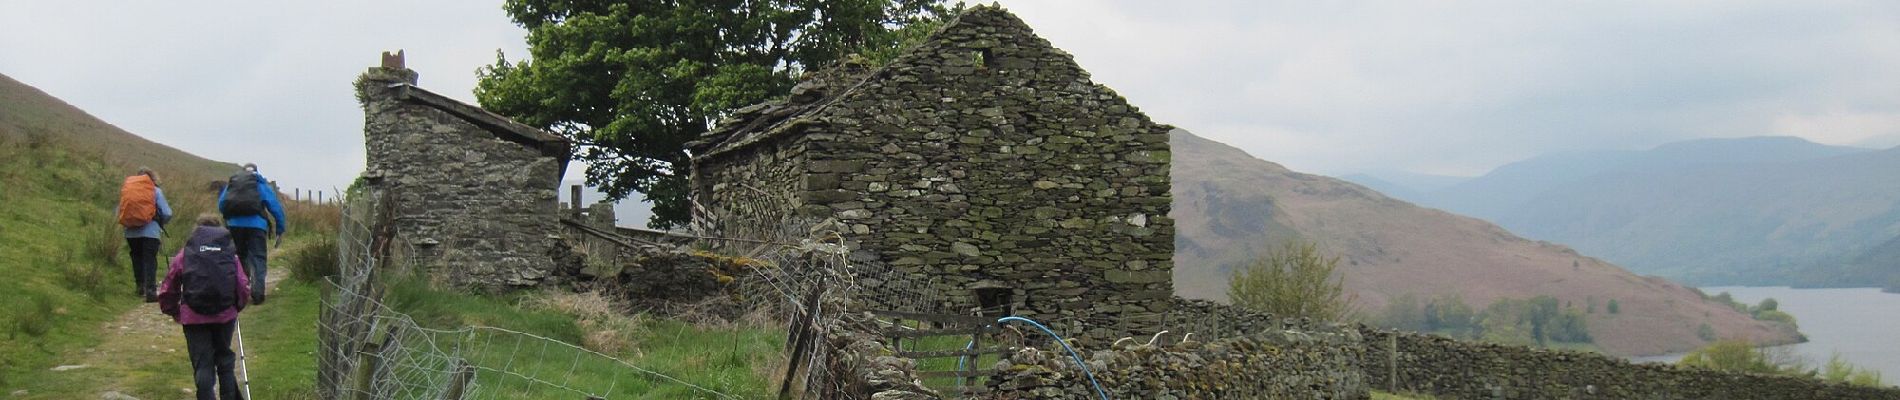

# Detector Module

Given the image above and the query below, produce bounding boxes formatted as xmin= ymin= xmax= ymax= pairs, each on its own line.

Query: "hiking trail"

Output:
xmin=27 ymin=251 xmax=293 ymax=399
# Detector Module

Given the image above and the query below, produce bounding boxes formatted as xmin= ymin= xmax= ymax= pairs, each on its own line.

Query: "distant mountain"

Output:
xmin=1421 ymin=137 xmax=1870 ymax=226
xmin=1170 ymin=130 xmax=1796 ymax=356
xmin=1338 ymin=171 xmax=1468 ymax=204
xmin=1436 ymin=139 xmax=1900 ymax=286
xmin=1817 ymin=235 xmax=1900 ymax=292
xmin=1 ymin=73 xmax=235 ymax=180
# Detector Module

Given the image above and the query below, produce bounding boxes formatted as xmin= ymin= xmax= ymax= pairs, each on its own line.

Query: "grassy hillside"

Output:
xmin=1 ymin=73 xmax=235 ymax=180
xmin=1170 ymin=130 xmax=1799 ymax=356
xmin=0 ymin=73 xmax=240 ymax=387
xmin=0 ymin=133 xmax=136 ymax=388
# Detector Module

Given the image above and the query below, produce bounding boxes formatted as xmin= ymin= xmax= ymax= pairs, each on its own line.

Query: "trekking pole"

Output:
xmin=236 ymin=319 xmax=255 ymax=400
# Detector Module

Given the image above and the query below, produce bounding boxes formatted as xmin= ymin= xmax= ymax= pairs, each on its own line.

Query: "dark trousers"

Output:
xmin=230 ymin=227 xmax=268 ymax=296
xmin=126 ymin=237 xmax=160 ymax=295
xmin=183 ymin=321 xmax=243 ymax=400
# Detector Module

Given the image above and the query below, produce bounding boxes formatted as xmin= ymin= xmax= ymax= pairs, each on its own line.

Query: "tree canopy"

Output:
xmin=477 ymin=0 xmax=951 ymax=228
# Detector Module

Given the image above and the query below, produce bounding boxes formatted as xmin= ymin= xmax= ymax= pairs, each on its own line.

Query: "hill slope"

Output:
xmin=1169 ymin=130 xmax=1796 ymax=356
xmin=1 ymin=73 xmax=234 ymax=179
xmin=0 ymin=72 xmax=237 ymax=387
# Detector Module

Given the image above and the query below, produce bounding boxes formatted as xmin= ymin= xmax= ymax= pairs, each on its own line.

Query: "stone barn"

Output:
xmin=688 ymin=6 xmax=1175 ymax=341
xmin=355 ymin=53 xmax=571 ymax=290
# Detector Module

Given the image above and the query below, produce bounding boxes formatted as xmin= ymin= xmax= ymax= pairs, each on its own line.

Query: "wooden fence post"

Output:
xmin=1388 ymin=333 xmax=1398 ymax=393
xmin=351 ymin=341 xmax=383 ymax=400
xmin=442 ymin=360 xmax=475 ymax=400
xmin=777 ymin=275 xmax=828 ymax=400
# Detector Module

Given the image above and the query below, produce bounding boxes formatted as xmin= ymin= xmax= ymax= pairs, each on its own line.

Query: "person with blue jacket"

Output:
xmin=217 ymin=163 xmax=286 ymax=305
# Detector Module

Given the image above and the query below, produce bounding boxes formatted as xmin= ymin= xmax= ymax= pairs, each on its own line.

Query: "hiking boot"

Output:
xmin=143 ymin=292 xmax=158 ymax=303
xmin=252 ymin=293 xmax=266 ymax=306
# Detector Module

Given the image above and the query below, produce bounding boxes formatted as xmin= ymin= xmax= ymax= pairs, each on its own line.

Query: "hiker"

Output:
xmin=159 ymin=213 xmax=252 ymax=400
xmin=217 ymin=163 xmax=285 ymax=305
xmin=118 ymin=167 xmax=174 ymax=302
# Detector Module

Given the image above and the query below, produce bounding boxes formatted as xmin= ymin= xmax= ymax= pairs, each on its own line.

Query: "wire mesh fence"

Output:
xmin=317 ymin=193 xmax=744 ymax=399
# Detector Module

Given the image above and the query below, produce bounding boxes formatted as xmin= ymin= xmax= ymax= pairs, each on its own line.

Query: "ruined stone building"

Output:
xmin=355 ymin=53 xmax=570 ymax=290
xmin=688 ymin=6 xmax=1175 ymax=341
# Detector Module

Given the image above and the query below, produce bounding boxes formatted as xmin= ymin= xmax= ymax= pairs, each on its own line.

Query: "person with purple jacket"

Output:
xmin=159 ymin=213 xmax=252 ymax=400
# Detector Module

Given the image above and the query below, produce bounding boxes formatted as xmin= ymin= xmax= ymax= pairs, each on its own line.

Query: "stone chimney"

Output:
xmin=361 ymin=50 xmax=419 ymax=86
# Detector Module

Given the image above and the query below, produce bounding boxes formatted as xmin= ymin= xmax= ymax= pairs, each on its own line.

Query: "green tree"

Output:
xmin=477 ymin=0 xmax=952 ymax=228
xmin=1229 ymin=241 xmax=1355 ymax=322
xmin=1607 ymin=298 xmax=1619 ymax=314
xmin=1430 ymin=295 xmax=1477 ymax=336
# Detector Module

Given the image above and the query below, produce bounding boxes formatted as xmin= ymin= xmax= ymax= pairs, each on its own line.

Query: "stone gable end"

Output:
xmin=356 ymin=65 xmax=569 ymax=291
xmin=691 ymin=5 xmax=1175 ymax=342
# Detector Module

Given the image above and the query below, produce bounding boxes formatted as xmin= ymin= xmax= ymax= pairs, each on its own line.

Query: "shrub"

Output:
xmin=59 ymin=250 xmax=114 ymax=299
xmin=1607 ymin=299 xmax=1619 ymax=314
xmin=10 ymin=295 xmax=55 ymax=338
xmin=284 ymin=234 xmax=340 ymax=284
xmin=1821 ymin=353 xmax=1886 ymax=387
xmin=1228 ymin=241 xmax=1355 ymax=322
xmin=1681 ymin=339 xmax=1803 ymax=375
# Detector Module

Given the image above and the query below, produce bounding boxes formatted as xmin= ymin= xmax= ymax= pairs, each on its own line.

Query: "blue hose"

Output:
xmin=995 ymin=316 xmax=1110 ymax=400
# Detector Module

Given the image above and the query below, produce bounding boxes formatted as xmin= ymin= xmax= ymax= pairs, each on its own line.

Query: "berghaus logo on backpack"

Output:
xmin=182 ymin=227 xmax=240 ymax=315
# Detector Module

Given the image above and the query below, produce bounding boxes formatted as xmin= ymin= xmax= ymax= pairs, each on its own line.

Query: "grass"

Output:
xmin=378 ymin=277 xmax=787 ymax=399
xmin=0 ymin=133 xmax=144 ymax=389
xmin=0 ymin=133 xmax=338 ymax=398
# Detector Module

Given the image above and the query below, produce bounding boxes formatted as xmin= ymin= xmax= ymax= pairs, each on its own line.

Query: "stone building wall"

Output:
xmin=1360 ymin=327 xmax=1900 ymax=399
xmin=691 ymin=5 xmax=1176 ymax=343
xmin=356 ymin=66 xmax=567 ymax=290
xmin=691 ymin=134 xmax=807 ymax=247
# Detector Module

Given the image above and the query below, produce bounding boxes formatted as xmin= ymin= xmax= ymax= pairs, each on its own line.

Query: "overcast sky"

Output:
xmin=6 ymin=1 xmax=1900 ymax=199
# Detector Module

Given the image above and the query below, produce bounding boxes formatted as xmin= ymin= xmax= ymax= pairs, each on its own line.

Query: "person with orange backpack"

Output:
xmin=118 ymin=166 xmax=174 ymax=302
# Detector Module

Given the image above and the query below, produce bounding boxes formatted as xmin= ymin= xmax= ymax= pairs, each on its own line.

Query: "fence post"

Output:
xmin=351 ymin=341 xmax=383 ymax=400
xmin=1388 ymin=333 xmax=1398 ymax=393
xmin=443 ymin=360 xmax=475 ymax=400
xmin=777 ymin=275 xmax=828 ymax=400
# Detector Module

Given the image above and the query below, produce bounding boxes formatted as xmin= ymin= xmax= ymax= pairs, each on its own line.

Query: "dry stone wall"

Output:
xmin=356 ymin=67 xmax=566 ymax=290
xmin=981 ymin=328 xmax=1369 ymax=399
xmin=1360 ymin=327 xmax=1900 ymax=400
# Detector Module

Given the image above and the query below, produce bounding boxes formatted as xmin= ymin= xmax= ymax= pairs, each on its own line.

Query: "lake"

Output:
xmin=1630 ymin=286 xmax=1900 ymax=378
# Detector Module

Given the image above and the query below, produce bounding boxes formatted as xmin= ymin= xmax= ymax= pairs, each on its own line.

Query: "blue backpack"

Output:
xmin=181 ymin=227 xmax=240 ymax=315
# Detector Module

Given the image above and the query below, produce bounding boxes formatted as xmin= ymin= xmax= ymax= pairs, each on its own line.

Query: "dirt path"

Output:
xmin=33 ymin=256 xmax=290 ymax=399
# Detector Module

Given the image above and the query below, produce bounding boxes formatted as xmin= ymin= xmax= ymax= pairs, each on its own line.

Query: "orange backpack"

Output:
xmin=117 ymin=175 xmax=158 ymax=228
